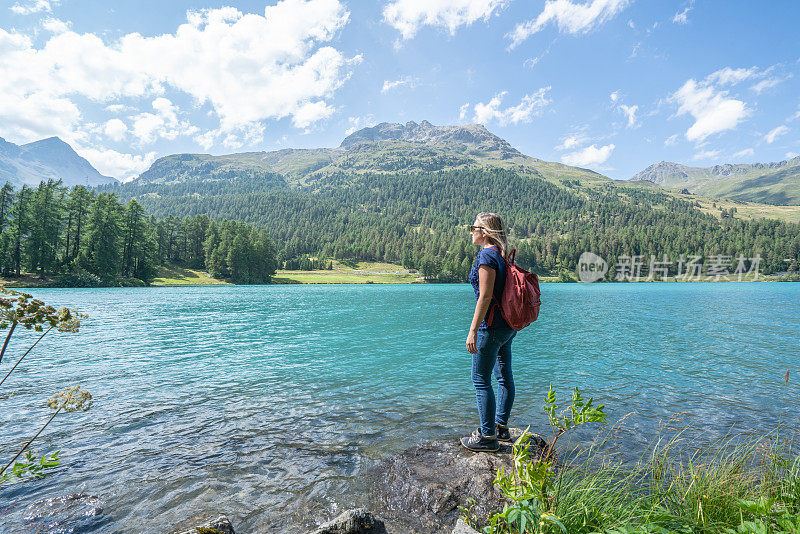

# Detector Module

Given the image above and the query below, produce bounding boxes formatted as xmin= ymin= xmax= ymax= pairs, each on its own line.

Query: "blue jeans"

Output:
xmin=472 ymin=326 xmax=516 ymax=436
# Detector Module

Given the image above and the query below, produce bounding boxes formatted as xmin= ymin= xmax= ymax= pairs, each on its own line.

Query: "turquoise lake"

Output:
xmin=1 ymin=283 xmax=798 ymax=532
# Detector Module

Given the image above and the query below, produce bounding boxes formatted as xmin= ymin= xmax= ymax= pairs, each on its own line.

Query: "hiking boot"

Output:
xmin=496 ymin=423 xmax=511 ymax=442
xmin=460 ymin=428 xmax=499 ymax=452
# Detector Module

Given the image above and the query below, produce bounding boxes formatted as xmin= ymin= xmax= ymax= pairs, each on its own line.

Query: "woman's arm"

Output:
xmin=466 ymin=265 xmax=496 ymax=354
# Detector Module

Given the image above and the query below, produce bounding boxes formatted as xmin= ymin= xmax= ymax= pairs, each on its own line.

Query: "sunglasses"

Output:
xmin=469 ymin=225 xmax=486 ymax=232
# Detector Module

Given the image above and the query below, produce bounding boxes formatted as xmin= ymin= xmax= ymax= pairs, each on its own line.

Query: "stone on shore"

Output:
xmin=310 ymin=508 xmax=387 ymax=534
xmin=452 ymin=518 xmax=482 ymax=534
xmin=169 ymin=514 xmax=235 ymax=534
xmin=368 ymin=428 xmax=547 ymax=533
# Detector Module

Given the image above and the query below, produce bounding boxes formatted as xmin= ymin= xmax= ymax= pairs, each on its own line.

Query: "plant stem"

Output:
xmin=0 ymin=406 xmax=61 ymax=476
xmin=0 ymin=321 xmax=17 ymax=365
xmin=545 ymin=429 xmax=565 ymax=462
xmin=0 ymin=326 xmax=53 ymax=388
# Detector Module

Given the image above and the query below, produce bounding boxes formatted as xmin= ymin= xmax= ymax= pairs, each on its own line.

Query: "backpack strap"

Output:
xmin=484 ymin=245 xmax=506 ymax=327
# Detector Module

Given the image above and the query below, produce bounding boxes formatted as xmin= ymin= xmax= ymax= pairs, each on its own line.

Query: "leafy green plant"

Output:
xmin=472 ymin=386 xmax=608 ymax=533
xmin=484 ymin=431 xmax=566 ymax=534
xmin=543 ymin=385 xmax=607 ymax=461
xmin=0 ymin=384 xmax=92 ymax=484
xmin=458 ymin=497 xmax=481 ymax=530
xmin=0 ymin=450 xmax=60 ymax=484
xmin=0 ymin=287 xmax=85 ymax=387
xmin=0 ymin=289 xmax=89 ymax=485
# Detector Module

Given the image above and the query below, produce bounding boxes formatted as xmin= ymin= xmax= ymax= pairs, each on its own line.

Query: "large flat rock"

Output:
xmin=368 ymin=429 xmax=547 ymax=533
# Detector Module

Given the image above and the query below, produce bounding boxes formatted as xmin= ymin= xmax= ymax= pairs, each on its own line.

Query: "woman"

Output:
xmin=461 ymin=212 xmax=516 ymax=452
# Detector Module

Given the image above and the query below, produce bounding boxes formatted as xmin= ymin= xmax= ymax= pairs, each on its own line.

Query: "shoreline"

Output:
xmin=3 ymin=276 xmax=797 ymax=289
xmin=1 ymin=261 xmax=796 ymax=288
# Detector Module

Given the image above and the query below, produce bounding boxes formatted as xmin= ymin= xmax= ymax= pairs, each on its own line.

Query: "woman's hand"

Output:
xmin=466 ymin=330 xmax=478 ymax=354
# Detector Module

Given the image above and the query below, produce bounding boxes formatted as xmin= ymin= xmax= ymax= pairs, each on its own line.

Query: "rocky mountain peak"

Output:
xmin=631 ymin=161 xmax=689 ymax=185
xmin=0 ymin=136 xmax=115 ymax=186
xmin=339 ymin=121 xmax=521 ymax=156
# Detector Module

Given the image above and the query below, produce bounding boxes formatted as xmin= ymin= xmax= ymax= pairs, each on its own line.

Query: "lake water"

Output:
xmin=1 ymin=283 xmax=798 ymax=532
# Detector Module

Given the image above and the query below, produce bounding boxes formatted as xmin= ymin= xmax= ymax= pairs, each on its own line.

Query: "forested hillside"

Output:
xmin=105 ymin=168 xmax=800 ymax=281
xmin=0 ymin=180 xmax=277 ymax=285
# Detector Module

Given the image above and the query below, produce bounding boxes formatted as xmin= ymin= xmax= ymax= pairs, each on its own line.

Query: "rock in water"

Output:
xmin=368 ymin=429 xmax=547 ymax=533
xmin=310 ymin=508 xmax=387 ymax=534
xmin=170 ymin=514 xmax=235 ymax=534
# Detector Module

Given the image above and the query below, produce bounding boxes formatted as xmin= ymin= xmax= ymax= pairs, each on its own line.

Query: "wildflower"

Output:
xmin=47 ymin=385 xmax=93 ymax=412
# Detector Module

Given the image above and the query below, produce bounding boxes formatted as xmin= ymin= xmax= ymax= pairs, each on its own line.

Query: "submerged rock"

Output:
xmin=368 ymin=428 xmax=547 ymax=533
xmin=310 ymin=508 xmax=387 ymax=534
xmin=170 ymin=514 xmax=235 ymax=534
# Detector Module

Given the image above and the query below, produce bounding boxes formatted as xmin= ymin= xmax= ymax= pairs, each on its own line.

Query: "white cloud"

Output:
xmin=609 ymin=92 xmax=638 ymax=127
xmin=791 ymin=107 xmax=800 ymax=122
xmin=10 ymin=0 xmax=58 ymax=15
xmin=671 ymin=78 xmax=750 ymax=142
xmin=383 ymin=0 xmax=509 ymax=39
xmin=706 ymin=66 xmax=758 ymax=86
xmin=194 ymin=122 xmax=268 ymax=150
xmin=523 ymin=56 xmax=541 ymax=68
xmin=105 ymin=104 xmax=132 ymax=114
xmin=733 ymin=148 xmax=754 ymax=158
xmin=507 ymin=0 xmax=629 ymax=49
xmin=556 ymin=133 xmax=589 ymax=150
xmin=664 ymin=134 xmax=679 ymax=146
xmin=130 ymin=97 xmax=199 ymax=145
xmin=41 ymin=18 xmax=69 ymax=33
xmin=472 ymin=87 xmax=551 ymax=126
xmin=786 ymin=152 xmax=799 ymax=159
xmin=561 ymin=143 xmax=614 ymax=167
xmin=764 ymin=125 xmax=789 ymax=144
xmin=76 ymin=146 xmax=157 ymax=182
xmin=103 ymin=119 xmax=128 ymax=142
xmin=692 ymin=149 xmax=720 ymax=161
xmin=619 ymin=104 xmax=638 ymax=128
xmin=458 ymin=102 xmax=470 ymax=120
xmin=609 ymin=91 xmax=639 ymax=128
xmin=0 ymin=0 xmax=357 ymax=146
xmin=750 ymin=77 xmax=782 ymax=94
xmin=672 ymin=1 xmax=693 ymax=24
xmin=345 ymin=115 xmax=375 ymax=135
xmin=381 ymin=75 xmax=419 ymax=93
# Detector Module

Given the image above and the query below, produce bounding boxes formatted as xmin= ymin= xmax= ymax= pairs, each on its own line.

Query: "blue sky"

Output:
xmin=1 ymin=0 xmax=798 ymax=180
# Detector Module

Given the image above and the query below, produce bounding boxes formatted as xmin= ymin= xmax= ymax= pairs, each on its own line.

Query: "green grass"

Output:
xmin=275 ymin=260 xmax=422 ymax=284
xmin=470 ymin=428 xmax=800 ymax=534
xmin=151 ymin=265 xmax=230 ymax=286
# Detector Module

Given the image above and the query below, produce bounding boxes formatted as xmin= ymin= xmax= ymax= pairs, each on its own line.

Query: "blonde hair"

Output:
xmin=476 ymin=212 xmax=509 ymax=258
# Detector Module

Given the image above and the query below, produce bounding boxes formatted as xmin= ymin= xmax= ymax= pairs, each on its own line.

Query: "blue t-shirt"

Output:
xmin=469 ymin=246 xmax=509 ymax=330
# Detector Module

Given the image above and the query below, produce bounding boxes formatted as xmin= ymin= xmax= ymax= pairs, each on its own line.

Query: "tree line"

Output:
xmin=0 ymin=180 xmax=277 ymax=285
xmin=101 ymin=167 xmax=800 ymax=281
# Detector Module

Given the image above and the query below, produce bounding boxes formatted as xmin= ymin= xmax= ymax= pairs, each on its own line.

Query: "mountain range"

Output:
xmin=630 ymin=158 xmax=800 ymax=206
xmin=3 ymin=123 xmax=800 ymax=206
xmin=0 ymin=136 xmax=116 ymax=188
xmin=137 ymin=120 xmax=605 ymax=187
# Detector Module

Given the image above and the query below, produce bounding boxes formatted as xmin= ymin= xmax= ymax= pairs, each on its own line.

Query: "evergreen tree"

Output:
xmin=9 ymin=185 xmax=31 ymax=276
xmin=63 ymin=186 xmax=94 ymax=265
xmin=84 ymin=192 xmax=122 ymax=280
xmin=121 ymin=199 xmax=153 ymax=280
xmin=26 ymin=179 xmax=64 ymax=276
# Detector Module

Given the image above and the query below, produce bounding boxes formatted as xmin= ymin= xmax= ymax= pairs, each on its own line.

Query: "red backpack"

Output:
xmin=488 ymin=247 xmax=541 ymax=331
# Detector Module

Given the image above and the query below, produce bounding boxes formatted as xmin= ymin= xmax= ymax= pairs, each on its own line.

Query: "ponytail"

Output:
xmin=476 ymin=212 xmax=509 ymax=258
